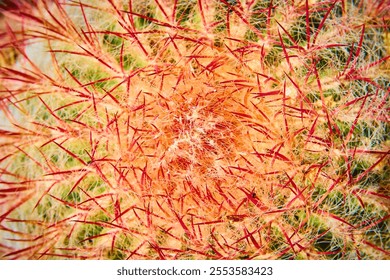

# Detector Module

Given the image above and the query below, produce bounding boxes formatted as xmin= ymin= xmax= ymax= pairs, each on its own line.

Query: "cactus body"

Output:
xmin=0 ymin=0 xmax=389 ymax=259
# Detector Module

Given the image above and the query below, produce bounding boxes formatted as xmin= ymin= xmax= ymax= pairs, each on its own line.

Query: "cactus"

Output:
xmin=0 ymin=0 xmax=389 ymax=260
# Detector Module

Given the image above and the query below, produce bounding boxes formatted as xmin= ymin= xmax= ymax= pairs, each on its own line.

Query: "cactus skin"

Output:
xmin=0 ymin=0 xmax=389 ymax=260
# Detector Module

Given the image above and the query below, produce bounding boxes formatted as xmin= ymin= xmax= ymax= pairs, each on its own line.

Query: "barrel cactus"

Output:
xmin=0 ymin=0 xmax=388 ymax=259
